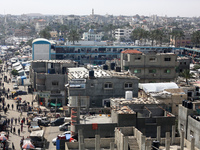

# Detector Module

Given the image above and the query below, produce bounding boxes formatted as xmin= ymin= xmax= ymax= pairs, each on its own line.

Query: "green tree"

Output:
xmin=67 ymin=29 xmax=80 ymax=45
xmin=170 ymin=30 xmax=184 ymax=47
xmin=130 ymin=28 xmax=147 ymax=45
xmin=15 ymin=52 xmax=20 ymax=55
xmin=180 ymin=69 xmax=194 ymax=85
xmin=59 ymin=25 xmax=69 ymax=42
xmin=11 ymin=69 xmax=19 ymax=76
xmin=191 ymin=31 xmax=200 ymax=46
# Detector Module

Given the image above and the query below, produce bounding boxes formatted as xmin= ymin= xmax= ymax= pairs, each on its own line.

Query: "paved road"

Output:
xmin=1 ymin=62 xmax=63 ymax=150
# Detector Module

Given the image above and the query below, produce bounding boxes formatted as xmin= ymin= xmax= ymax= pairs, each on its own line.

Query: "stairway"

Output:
xmin=128 ymin=136 xmax=140 ymax=150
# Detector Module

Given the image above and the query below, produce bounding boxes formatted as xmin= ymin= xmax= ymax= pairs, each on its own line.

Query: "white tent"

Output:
xmin=139 ymin=82 xmax=179 ymax=93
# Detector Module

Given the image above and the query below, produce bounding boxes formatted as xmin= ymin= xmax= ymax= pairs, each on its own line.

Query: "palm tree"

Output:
xmin=180 ymin=69 xmax=194 ymax=85
xmin=191 ymin=31 xmax=200 ymax=46
xmin=59 ymin=25 xmax=68 ymax=42
xmin=170 ymin=30 xmax=184 ymax=47
xmin=67 ymin=29 xmax=80 ymax=45
xmin=130 ymin=28 xmax=146 ymax=45
xmin=39 ymin=29 xmax=51 ymax=39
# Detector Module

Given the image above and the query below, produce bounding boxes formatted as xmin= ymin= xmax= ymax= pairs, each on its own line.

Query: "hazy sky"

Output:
xmin=1 ymin=0 xmax=200 ymax=17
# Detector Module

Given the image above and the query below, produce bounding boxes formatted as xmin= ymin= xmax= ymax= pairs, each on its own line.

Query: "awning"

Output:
xmin=50 ymin=103 xmax=61 ymax=107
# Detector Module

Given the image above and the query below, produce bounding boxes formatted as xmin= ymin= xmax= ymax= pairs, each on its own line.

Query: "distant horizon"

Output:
xmin=1 ymin=0 xmax=200 ymax=18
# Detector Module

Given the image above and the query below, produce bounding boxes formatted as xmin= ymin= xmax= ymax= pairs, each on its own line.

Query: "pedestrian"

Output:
xmin=7 ymin=103 xmax=10 ymax=109
xmin=7 ymin=88 xmax=9 ymax=93
xmin=20 ymin=108 xmax=22 ymax=116
xmin=18 ymin=128 xmax=20 ymax=136
xmin=0 ymin=113 xmax=1 ymax=120
xmin=11 ymin=118 xmax=13 ymax=126
xmin=6 ymin=94 xmax=8 ymax=99
xmin=11 ymin=104 xmax=14 ymax=110
xmin=22 ymin=117 xmax=25 ymax=124
xmin=12 ymin=142 xmax=15 ymax=150
xmin=15 ymin=118 xmax=17 ymax=125
xmin=10 ymin=126 xmax=12 ymax=133
xmin=13 ymin=127 xmax=15 ymax=134
xmin=8 ymin=119 xmax=10 ymax=126
xmin=7 ymin=131 xmax=9 ymax=139
xmin=21 ymin=124 xmax=23 ymax=132
xmin=18 ymin=117 xmax=20 ymax=124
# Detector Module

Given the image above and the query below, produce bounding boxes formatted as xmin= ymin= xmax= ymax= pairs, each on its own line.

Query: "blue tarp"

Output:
xmin=66 ymin=134 xmax=71 ymax=140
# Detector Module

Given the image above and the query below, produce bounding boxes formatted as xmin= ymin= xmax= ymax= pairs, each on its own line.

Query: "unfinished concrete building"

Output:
xmin=30 ymin=60 xmax=78 ymax=107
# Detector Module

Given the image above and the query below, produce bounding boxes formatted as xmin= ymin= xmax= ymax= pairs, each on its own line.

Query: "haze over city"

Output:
xmin=1 ymin=0 xmax=200 ymax=17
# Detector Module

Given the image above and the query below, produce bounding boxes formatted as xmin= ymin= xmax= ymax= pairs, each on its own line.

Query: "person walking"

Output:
xmin=21 ymin=123 xmax=23 ymax=132
xmin=18 ymin=117 xmax=20 ymax=124
xmin=11 ymin=118 xmax=13 ymax=126
xmin=7 ymin=104 xmax=10 ymax=109
xmin=7 ymin=119 xmax=10 ymax=126
xmin=13 ymin=127 xmax=15 ymax=134
xmin=11 ymin=104 xmax=14 ymax=110
xmin=15 ymin=118 xmax=17 ymax=125
xmin=18 ymin=128 xmax=20 ymax=136
xmin=12 ymin=142 xmax=15 ymax=150
xmin=10 ymin=126 xmax=12 ymax=133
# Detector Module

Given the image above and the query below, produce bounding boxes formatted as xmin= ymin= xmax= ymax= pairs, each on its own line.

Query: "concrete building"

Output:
xmin=138 ymin=82 xmax=187 ymax=116
xmin=177 ymin=56 xmax=191 ymax=73
xmin=30 ymin=60 xmax=78 ymax=107
xmin=178 ymin=101 xmax=200 ymax=149
xmin=114 ymin=28 xmax=133 ymax=41
xmin=67 ymin=67 xmax=139 ymax=108
xmin=120 ymin=50 xmax=179 ymax=83
xmin=35 ymin=19 xmax=47 ymax=33
xmin=82 ymin=29 xmax=103 ymax=41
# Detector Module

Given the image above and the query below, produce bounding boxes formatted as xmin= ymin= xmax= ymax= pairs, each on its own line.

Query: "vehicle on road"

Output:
xmin=50 ymin=117 xmax=65 ymax=126
xmin=11 ymin=78 xmax=17 ymax=83
xmin=33 ymin=117 xmax=50 ymax=126
xmin=59 ymin=122 xmax=70 ymax=131
xmin=14 ymin=90 xmax=27 ymax=96
xmin=30 ymin=130 xmax=47 ymax=148
xmin=52 ymin=131 xmax=71 ymax=145
xmin=13 ymin=84 xmax=18 ymax=89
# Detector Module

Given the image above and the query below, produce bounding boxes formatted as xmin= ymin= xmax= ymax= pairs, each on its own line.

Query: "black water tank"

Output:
xmin=103 ymin=65 xmax=108 ymax=70
xmin=182 ymin=100 xmax=185 ymax=106
xmin=89 ymin=70 xmax=94 ymax=77
xmin=187 ymin=102 xmax=193 ymax=109
xmin=152 ymin=140 xmax=160 ymax=150
xmin=110 ymin=63 xmax=115 ymax=70
xmin=184 ymin=100 xmax=188 ymax=107
xmin=116 ymin=67 xmax=121 ymax=72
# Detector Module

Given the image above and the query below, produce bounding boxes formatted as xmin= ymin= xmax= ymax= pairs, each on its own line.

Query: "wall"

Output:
xmin=74 ymin=123 xmax=117 ymax=138
xmin=187 ymin=116 xmax=200 ymax=149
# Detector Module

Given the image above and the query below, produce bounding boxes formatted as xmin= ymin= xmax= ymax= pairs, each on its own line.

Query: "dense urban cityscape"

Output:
xmin=0 ymin=10 xmax=200 ymax=150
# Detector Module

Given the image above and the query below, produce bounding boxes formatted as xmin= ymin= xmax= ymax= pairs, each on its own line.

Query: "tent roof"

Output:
xmin=139 ymin=82 xmax=179 ymax=93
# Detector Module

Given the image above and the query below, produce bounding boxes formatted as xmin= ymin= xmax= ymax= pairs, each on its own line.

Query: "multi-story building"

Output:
xmin=35 ymin=19 xmax=47 ymax=33
xmin=30 ymin=60 xmax=78 ymax=107
xmin=67 ymin=67 xmax=139 ymax=108
xmin=114 ymin=28 xmax=133 ymax=41
xmin=82 ymin=29 xmax=103 ymax=41
xmin=120 ymin=49 xmax=179 ymax=83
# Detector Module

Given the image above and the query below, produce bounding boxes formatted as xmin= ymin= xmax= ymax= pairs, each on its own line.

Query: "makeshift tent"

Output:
xmin=139 ymin=82 xmax=179 ymax=93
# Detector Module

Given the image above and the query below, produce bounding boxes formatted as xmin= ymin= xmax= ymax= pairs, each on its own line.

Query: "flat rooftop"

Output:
xmin=80 ymin=114 xmax=112 ymax=124
xmin=31 ymin=59 xmax=76 ymax=64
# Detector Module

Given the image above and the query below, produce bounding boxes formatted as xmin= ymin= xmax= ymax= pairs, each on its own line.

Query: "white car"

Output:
xmin=13 ymin=84 xmax=18 ymax=89
xmin=59 ymin=122 xmax=70 ymax=131
xmin=52 ymin=131 xmax=71 ymax=145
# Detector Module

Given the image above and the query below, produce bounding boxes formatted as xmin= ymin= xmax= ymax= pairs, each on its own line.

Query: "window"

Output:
xmin=184 ymin=62 xmax=186 ymax=65
xmin=91 ymin=83 xmax=94 ymax=87
xmin=149 ymin=69 xmax=156 ymax=73
xmin=52 ymin=81 xmax=59 ymax=86
xmin=149 ymin=57 xmax=157 ymax=62
xmin=134 ymin=69 xmax=141 ymax=74
xmin=124 ymin=82 xmax=133 ymax=89
xmin=104 ymin=82 xmax=113 ymax=89
xmin=164 ymin=69 xmax=171 ymax=74
xmin=165 ymin=58 xmax=171 ymax=61
xmin=135 ymin=57 xmax=141 ymax=61
xmin=180 ymin=124 xmax=184 ymax=130
xmin=190 ymin=130 xmax=194 ymax=137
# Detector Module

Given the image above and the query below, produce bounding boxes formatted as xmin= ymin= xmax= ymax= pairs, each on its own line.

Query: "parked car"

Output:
xmin=11 ymin=78 xmax=17 ymax=83
xmin=50 ymin=117 xmax=65 ymax=126
xmin=59 ymin=122 xmax=70 ymax=131
xmin=13 ymin=84 xmax=18 ymax=89
xmin=52 ymin=131 xmax=71 ymax=145
xmin=33 ymin=117 xmax=50 ymax=126
xmin=14 ymin=90 xmax=27 ymax=96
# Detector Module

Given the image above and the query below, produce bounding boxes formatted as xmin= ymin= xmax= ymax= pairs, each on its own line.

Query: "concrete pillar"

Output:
xmin=110 ymin=142 xmax=114 ymax=150
xmin=157 ymin=126 xmax=161 ymax=142
xmin=95 ymin=135 xmax=100 ymax=150
xmin=123 ymin=136 xmax=128 ymax=150
xmin=80 ymin=143 xmax=85 ymax=150
xmin=171 ymin=125 xmax=175 ymax=144
xmin=165 ymin=132 xmax=170 ymax=150
xmin=191 ymin=137 xmax=195 ymax=150
xmin=141 ymin=136 xmax=146 ymax=150
xmin=180 ymin=130 xmax=185 ymax=150
xmin=78 ymin=129 xmax=83 ymax=150
xmin=145 ymin=140 xmax=152 ymax=150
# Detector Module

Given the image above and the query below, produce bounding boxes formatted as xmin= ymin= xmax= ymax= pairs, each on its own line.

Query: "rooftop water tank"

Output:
xmin=125 ymin=91 xmax=133 ymax=100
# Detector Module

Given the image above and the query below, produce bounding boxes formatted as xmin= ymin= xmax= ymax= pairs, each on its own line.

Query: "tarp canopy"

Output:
xmin=50 ymin=103 xmax=62 ymax=107
xmin=30 ymin=130 xmax=44 ymax=137
xmin=139 ymin=82 xmax=179 ymax=93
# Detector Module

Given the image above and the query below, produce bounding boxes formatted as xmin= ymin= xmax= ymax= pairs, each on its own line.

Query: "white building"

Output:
xmin=82 ymin=29 xmax=103 ymax=41
xmin=114 ymin=28 xmax=133 ymax=41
